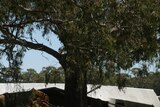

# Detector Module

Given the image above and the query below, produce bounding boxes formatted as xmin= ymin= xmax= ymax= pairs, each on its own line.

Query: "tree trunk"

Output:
xmin=64 ymin=66 xmax=87 ymax=107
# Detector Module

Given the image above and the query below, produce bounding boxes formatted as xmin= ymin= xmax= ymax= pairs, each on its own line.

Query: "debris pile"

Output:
xmin=0 ymin=88 xmax=52 ymax=107
xmin=29 ymin=88 xmax=52 ymax=107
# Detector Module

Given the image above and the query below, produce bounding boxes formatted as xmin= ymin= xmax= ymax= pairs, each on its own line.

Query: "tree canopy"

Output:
xmin=1 ymin=0 xmax=160 ymax=107
xmin=0 ymin=0 xmax=160 ymax=68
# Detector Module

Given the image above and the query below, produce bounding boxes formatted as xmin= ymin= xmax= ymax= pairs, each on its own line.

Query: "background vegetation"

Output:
xmin=0 ymin=64 xmax=160 ymax=96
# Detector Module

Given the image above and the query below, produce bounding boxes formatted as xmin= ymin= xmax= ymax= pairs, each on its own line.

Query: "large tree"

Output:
xmin=0 ymin=0 xmax=160 ymax=107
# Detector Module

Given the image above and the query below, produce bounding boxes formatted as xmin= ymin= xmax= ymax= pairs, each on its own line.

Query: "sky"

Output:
xmin=2 ymin=31 xmax=62 ymax=72
xmin=22 ymin=31 xmax=62 ymax=72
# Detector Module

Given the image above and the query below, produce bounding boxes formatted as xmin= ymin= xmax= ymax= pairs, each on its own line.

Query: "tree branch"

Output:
xmin=11 ymin=0 xmax=56 ymax=14
xmin=0 ymin=38 xmax=64 ymax=67
xmin=1 ymin=19 xmax=63 ymax=28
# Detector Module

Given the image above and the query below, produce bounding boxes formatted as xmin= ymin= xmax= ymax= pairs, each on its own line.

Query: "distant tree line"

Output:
xmin=0 ymin=66 xmax=65 ymax=83
xmin=84 ymin=62 xmax=160 ymax=96
xmin=101 ymin=64 xmax=160 ymax=96
xmin=0 ymin=65 xmax=160 ymax=95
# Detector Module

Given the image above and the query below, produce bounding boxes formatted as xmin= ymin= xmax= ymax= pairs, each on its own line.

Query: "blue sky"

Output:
xmin=21 ymin=31 xmax=62 ymax=72
xmin=21 ymin=49 xmax=61 ymax=72
xmin=2 ymin=31 xmax=62 ymax=72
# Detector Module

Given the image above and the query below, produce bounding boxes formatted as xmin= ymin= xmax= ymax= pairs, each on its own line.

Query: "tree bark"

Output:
xmin=64 ymin=62 xmax=87 ymax=107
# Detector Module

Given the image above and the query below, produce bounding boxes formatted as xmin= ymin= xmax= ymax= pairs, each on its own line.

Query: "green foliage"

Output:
xmin=127 ymin=71 xmax=160 ymax=95
xmin=0 ymin=66 xmax=64 ymax=83
xmin=102 ymin=64 xmax=160 ymax=95
xmin=20 ymin=66 xmax=64 ymax=83
xmin=21 ymin=68 xmax=38 ymax=83
xmin=0 ymin=67 xmax=21 ymax=82
xmin=41 ymin=66 xmax=64 ymax=84
xmin=1 ymin=0 xmax=160 ymax=69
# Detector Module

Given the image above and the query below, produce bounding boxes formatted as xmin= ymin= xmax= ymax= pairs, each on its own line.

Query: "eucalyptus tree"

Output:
xmin=41 ymin=66 xmax=64 ymax=83
xmin=0 ymin=67 xmax=21 ymax=82
xmin=21 ymin=68 xmax=37 ymax=82
xmin=0 ymin=0 xmax=160 ymax=107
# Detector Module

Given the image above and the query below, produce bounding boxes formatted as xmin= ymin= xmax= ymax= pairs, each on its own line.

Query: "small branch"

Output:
xmin=0 ymin=72 xmax=5 ymax=75
xmin=1 ymin=19 xmax=63 ymax=28
xmin=87 ymin=85 xmax=101 ymax=94
xmin=15 ymin=1 xmax=56 ymax=14
xmin=71 ymin=0 xmax=83 ymax=8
